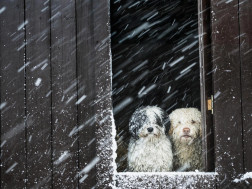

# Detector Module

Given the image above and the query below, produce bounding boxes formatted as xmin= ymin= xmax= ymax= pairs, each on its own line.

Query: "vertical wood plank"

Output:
xmin=0 ymin=1 xmax=26 ymax=188
xmin=93 ymin=0 xmax=113 ymax=188
xmin=198 ymin=0 xmax=215 ymax=172
xmin=211 ymin=0 xmax=244 ymax=188
xmin=76 ymin=0 xmax=97 ymax=187
xmin=25 ymin=0 xmax=52 ymax=187
xmin=239 ymin=0 xmax=252 ymax=172
xmin=50 ymin=0 xmax=78 ymax=187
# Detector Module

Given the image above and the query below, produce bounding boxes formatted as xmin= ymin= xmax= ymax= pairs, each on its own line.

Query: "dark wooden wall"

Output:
xmin=212 ymin=0 xmax=252 ymax=188
xmin=0 ymin=0 xmax=109 ymax=188
xmin=0 ymin=0 xmax=251 ymax=188
xmin=239 ymin=0 xmax=252 ymax=173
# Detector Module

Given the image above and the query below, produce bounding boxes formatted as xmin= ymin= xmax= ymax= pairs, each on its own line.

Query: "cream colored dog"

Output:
xmin=169 ymin=108 xmax=203 ymax=171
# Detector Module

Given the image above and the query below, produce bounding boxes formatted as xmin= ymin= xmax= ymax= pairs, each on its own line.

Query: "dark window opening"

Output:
xmin=111 ymin=0 xmax=210 ymax=172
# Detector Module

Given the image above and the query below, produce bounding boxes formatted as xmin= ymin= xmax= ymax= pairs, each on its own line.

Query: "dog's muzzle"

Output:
xmin=181 ymin=127 xmax=192 ymax=139
xmin=181 ymin=135 xmax=191 ymax=138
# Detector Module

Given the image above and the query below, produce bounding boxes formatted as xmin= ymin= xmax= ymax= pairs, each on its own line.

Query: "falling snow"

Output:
xmin=35 ymin=78 xmax=42 ymax=86
xmin=0 ymin=6 xmax=6 ymax=14
xmin=0 ymin=0 xmax=249 ymax=188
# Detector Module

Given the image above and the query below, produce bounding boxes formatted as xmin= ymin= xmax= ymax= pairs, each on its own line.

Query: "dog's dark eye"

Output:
xmin=178 ymin=121 xmax=181 ymax=124
xmin=191 ymin=120 xmax=196 ymax=124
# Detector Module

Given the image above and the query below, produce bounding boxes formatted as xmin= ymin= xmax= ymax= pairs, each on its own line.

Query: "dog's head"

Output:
xmin=169 ymin=108 xmax=202 ymax=144
xmin=129 ymin=106 xmax=170 ymax=140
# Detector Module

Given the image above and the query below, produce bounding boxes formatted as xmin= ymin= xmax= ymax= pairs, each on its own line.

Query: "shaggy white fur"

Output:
xmin=169 ymin=108 xmax=203 ymax=171
xmin=127 ymin=106 xmax=173 ymax=172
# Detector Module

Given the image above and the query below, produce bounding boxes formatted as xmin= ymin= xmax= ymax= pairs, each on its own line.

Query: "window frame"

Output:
xmin=95 ymin=0 xmax=250 ymax=188
xmin=95 ymin=0 xmax=217 ymax=188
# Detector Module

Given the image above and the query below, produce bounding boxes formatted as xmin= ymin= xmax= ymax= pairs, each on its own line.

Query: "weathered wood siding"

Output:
xmin=0 ymin=0 xmax=251 ymax=188
xmin=212 ymin=0 xmax=252 ymax=188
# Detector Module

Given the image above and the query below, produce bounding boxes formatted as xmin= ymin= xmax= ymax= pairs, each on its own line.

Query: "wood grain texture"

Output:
xmin=76 ymin=0 xmax=97 ymax=187
xmin=1 ymin=0 xmax=252 ymax=188
xmin=93 ymin=0 xmax=114 ymax=188
xmin=50 ymin=0 xmax=78 ymax=187
xmin=198 ymin=0 xmax=215 ymax=172
xmin=25 ymin=0 xmax=52 ymax=187
xmin=239 ymin=0 xmax=252 ymax=172
xmin=211 ymin=0 xmax=244 ymax=188
xmin=0 ymin=1 xmax=26 ymax=188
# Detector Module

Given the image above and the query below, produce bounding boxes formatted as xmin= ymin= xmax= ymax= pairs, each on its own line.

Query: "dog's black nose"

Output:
xmin=147 ymin=127 xmax=153 ymax=132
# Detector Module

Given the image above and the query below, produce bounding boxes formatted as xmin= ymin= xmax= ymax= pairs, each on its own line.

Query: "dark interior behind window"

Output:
xmin=111 ymin=0 xmax=200 ymax=171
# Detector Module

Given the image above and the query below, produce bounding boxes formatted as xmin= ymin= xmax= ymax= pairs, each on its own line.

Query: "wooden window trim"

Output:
xmin=199 ymin=0 xmax=215 ymax=173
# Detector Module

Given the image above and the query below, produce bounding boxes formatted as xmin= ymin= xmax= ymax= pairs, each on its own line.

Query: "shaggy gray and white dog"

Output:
xmin=169 ymin=108 xmax=203 ymax=171
xmin=127 ymin=106 xmax=173 ymax=172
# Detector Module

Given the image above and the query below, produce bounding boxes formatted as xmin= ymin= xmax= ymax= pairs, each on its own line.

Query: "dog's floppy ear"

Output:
xmin=163 ymin=112 xmax=171 ymax=135
xmin=199 ymin=123 xmax=203 ymax=138
xmin=168 ymin=122 xmax=174 ymax=136
xmin=129 ymin=118 xmax=139 ymax=139
xmin=167 ymin=114 xmax=174 ymax=136
xmin=129 ymin=107 xmax=145 ymax=139
xmin=198 ymin=110 xmax=202 ymax=138
xmin=129 ymin=123 xmax=139 ymax=139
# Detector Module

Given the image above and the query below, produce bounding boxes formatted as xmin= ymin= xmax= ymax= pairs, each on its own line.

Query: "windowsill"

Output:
xmin=115 ymin=172 xmax=218 ymax=176
xmin=114 ymin=171 xmax=217 ymax=188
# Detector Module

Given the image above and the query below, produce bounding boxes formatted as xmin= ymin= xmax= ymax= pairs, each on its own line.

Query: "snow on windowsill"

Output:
xmin=115 ymin=171 xmax=217 ymax=176
xmin=233 ymin=172 xmax=252 ymax=183
xmin=114 ymin=171 xmax=217 ymax=189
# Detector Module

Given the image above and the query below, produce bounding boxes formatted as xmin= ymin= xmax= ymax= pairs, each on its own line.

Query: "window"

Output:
xmin=0 ymin=0 xmax=250 ymax=188
xmin=95 ymin=0 xmax=250 ymax=188
xmin=111 ymin=0 xmax=214 ymax=173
